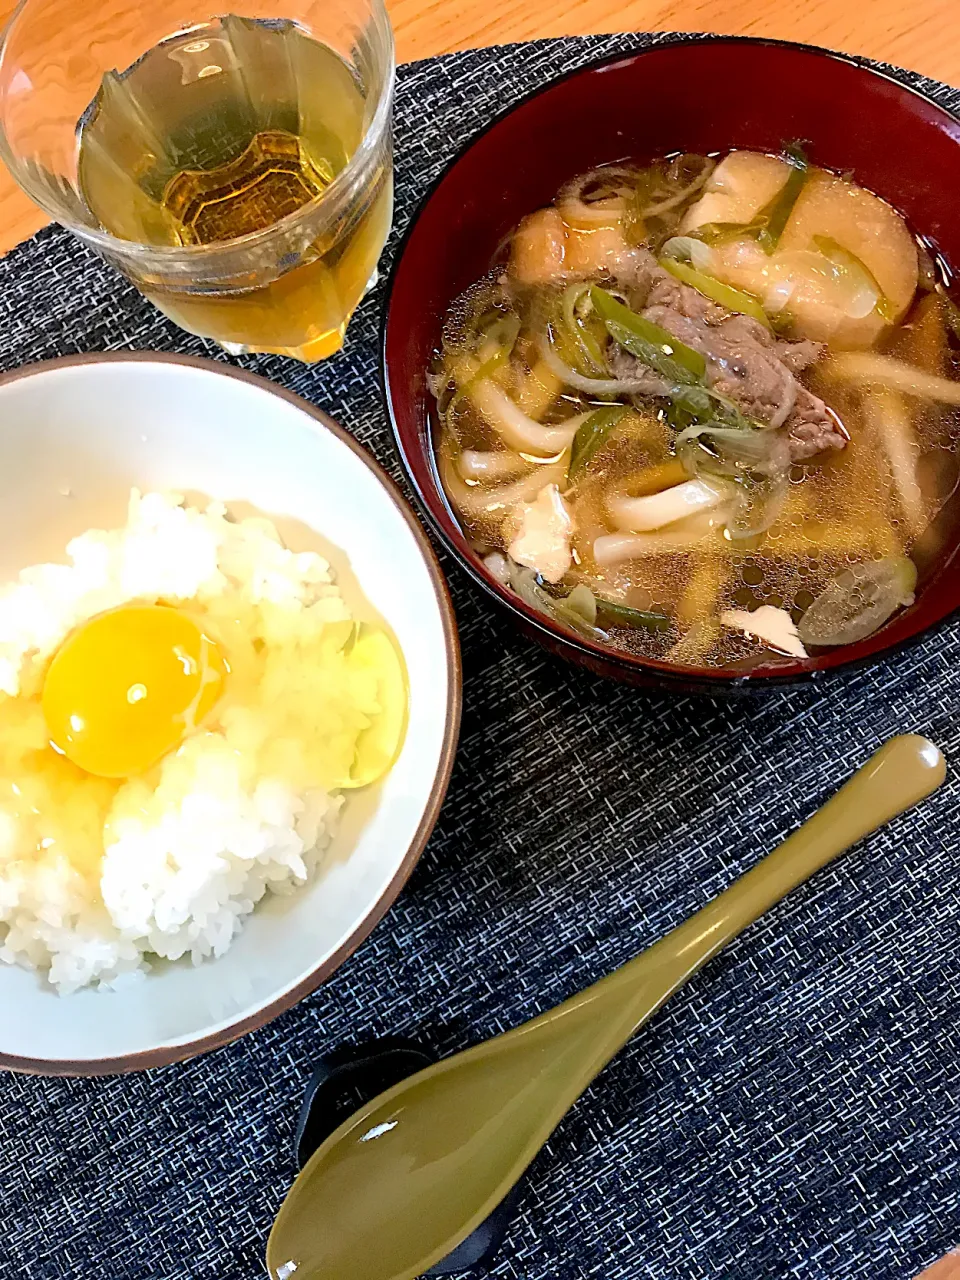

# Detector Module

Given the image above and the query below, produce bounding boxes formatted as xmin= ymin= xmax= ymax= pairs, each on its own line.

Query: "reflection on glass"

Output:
xmin=0 ymin=0 xmax=394 ymax=362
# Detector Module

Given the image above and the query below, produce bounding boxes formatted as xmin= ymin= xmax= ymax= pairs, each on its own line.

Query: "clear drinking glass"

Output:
xmin=0 ymin=0 xmax=395 ymax=361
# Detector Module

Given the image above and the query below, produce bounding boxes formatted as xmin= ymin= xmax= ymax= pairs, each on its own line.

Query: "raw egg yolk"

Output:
xmin=41 ymin=604 xmax=226 ymax=778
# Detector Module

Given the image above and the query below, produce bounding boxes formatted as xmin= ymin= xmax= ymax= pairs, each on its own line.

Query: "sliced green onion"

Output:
xmin=669 ymin=386 xmax=757 ymax=434
xmin=510 ymin=568 xmax=605 ymax=640
xmin=675 ymin=422 xmax=776 ymax=452
xmin=725 ymin=473 xmax=788 ymax=540
xmin=797 ymin=557 xmax=917 ymax=647
xmin=675 ymin=422 xmax=779 ymax=465
xmin=595 ymin=597 xmax=672 ymax=632
xmin=445 ymin=312 xmax=520 ymax=420
xmin=568 ymin=405 xmax=628 ymax=478
xmin=553 ymin=584 xmax=599 ymax=629
xmin=481 ymin=312 xmax=521 ymax=352
xmin=770 ymin=310 xmax=798 ymax=336
xmin=561 ymin=283 xmax=607 ymax=374
xmin=590 ymin=286 xmax=707 ymax=380
xmin=659 ymin=258 xmax=772 ymax=329
xmin=660 ymin=236 xmax=716 ymax=271
xmin=813 ymin=235 xmax=897 ymax=322
xmin=756 ymin=142 xmax=809 ymax=254
xmin=693 ymin=220 xmax=762 ymax=247
xmin=589 ymin=289 xmax=758 ymax=433
xmin=604 ymin=319 xmax=704 ymax=390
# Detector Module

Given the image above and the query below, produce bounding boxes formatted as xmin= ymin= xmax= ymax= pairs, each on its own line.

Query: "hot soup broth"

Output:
xmin=428 ymin=149 xmax=960 ymax=669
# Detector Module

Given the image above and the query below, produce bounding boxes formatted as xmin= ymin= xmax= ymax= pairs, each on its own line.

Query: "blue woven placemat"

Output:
xmin=2 ymin=32 xmax=960 ymax=1280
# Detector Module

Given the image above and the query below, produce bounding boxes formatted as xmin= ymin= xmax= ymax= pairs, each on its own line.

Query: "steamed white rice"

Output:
xmin=0 ymin=491 xmax=374 ymax=994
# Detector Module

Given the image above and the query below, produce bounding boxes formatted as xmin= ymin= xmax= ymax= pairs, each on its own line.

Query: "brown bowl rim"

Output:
xmin=381 ymin=33 xmax=960 ymax=692
xmin=0 ymin=350 xmax=463 ymax=1076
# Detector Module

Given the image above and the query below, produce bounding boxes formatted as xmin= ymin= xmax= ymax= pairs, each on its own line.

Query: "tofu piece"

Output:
xmin=720 ymin=605 xmax=808 ymax=659
xmin=510 ymin=208 xmax=568 ymax=284
xmin=507 ymin=483 xmax=574 ymax=584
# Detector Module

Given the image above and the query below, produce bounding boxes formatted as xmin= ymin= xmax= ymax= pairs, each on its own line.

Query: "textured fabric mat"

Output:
xmin=2 ymin=32 xmax=960 ymax=1280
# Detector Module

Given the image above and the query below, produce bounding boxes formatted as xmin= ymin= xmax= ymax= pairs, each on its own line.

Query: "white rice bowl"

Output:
xmin=0 ymin=489 xmax=389 ymax=995
xmin=0 ymin=356 xmax=459 ymax=1073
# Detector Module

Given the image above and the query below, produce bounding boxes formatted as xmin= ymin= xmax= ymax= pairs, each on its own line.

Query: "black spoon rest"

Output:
xmin=294 ymin=1036 xmax=519 ymax=1274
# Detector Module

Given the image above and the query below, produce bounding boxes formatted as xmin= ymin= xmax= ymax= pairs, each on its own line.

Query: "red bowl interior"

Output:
xmin=383 ymin=37 xmax=960 ymax=689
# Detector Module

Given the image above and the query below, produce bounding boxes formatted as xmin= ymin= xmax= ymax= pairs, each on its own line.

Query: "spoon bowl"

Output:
xmin=268 ymin=734 xmax=946 ymax=1280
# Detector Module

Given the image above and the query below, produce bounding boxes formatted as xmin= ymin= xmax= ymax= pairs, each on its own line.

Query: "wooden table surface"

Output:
xmin=0 ymin=1 xmax=957 ymax=1273
xmin=0 ymin=0 xmax=957 ymax=253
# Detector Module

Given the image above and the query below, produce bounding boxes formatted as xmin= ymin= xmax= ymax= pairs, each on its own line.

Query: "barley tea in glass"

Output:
xmin=0 ymin=0 xmax=394 ymax=361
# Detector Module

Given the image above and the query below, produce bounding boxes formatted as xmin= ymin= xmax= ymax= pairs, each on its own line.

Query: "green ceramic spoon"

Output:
xmin=267 ymin=734 xmax=945 ymax=1280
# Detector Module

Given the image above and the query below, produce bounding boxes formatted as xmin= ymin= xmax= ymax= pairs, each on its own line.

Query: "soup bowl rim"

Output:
xmin=381 ymin=33 xmax=960 ymax=691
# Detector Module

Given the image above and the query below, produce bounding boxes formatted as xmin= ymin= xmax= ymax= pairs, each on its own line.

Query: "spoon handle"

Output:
xmin=550 ymin=734 xmax=946 ymax=1061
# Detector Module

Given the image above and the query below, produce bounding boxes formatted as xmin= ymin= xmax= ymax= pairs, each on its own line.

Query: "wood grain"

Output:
xmin=390 ymin=0 xmax=960 ymax=81
xmin=0 ymin=0 xmax=957 ymax=254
